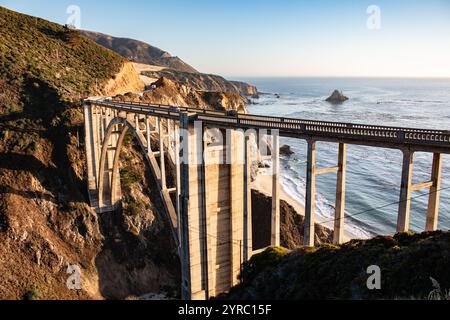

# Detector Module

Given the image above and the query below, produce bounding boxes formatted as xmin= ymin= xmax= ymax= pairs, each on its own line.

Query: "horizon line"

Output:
xmin=224 ymin=75 xmax=450 ymax=80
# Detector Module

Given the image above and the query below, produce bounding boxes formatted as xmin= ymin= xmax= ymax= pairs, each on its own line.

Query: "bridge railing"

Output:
xmin=197 ymin=112 xmax=450 ymax=146
xmin=86 ymin=99 xmax=450 ymax=147
xmin=102 ymin=99 xmax=450 ymax=132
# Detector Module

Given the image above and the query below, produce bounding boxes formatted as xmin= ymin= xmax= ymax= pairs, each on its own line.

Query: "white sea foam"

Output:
xmin=246 ymin=77 xmax=450 ymax=237
xmin=279 ymin=162 xmax=372 ymax=239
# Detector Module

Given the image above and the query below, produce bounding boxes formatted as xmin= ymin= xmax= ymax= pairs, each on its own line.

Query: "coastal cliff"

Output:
xmin=221 ymin=231 xmax=450 ymax=300
xmin=114 ymin=77 xmax=248 ymax=113
xmin=79 ymin=30 xmax=258 ymax=99
xmin=102 ymin=62 xmax=145 ymax=96
xmin=141 ymin=68 xmax=258 ymax=98
xmin=79 ymin=30 xmax=198 ymax=73
xmin=0 ymin=6 xmax=178 ymax=299
xmin=252 ymin=191 xmax=332 ymax=249
xmin=230 ymin=81 xmax=259 ymax=97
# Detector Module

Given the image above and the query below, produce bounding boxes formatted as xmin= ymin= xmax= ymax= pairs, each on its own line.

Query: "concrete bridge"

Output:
xmin=83 ymin=99 xmax=450 ymax=300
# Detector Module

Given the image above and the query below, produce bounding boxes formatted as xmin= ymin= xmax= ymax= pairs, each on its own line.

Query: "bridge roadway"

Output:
xmin=88 ymin=99 xmax=450 ymax=154
xmin=84 ymin=98 xmax=449 ymax=300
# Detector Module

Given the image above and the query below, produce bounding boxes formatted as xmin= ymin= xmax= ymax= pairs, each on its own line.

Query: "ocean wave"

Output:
xmin=246 ymin=79 xmax=450 ymax=237
xmin=280 ymin=162 xmax=372 ymax=239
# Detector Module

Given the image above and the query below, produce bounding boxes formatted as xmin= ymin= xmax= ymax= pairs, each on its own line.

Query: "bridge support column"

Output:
xmin=180 ymin=114 xmax=207 ymax=300
xmin=174 ymin=122 xmax=182 ymax=246
xmin=93 ymin=106 xmax=101 ymax=184
xmin=99 ymin=107 xmax=105 ymax=149
xmin=229 ymin=129 xmax=245 ymax=287
xmin=83 ymin=102 xmax=97 ymax=190
xmin=168 ymin=119 xmax=173 ymax=158
xmin=158 ymin=118 xmax=167 ymax=190
xmin=244 ymin=135 xmax=253 ymax=261
xmin=304 ymin=140 xmax=316 ymax=247
xmin=271 ymin=130 xmax=280 ymax=247
xmin=135 ymin=114 xmax=140 ymax=132
xmin=145 ymin=116 xmax=152 ymax=156
xmin=179 ymin=116 xmax=248 ymax=300
xmin=426 ymin=153 xmax=442 ymax=231
xmin=333 ymin=143 xmax=347 ymax=244
xmin=397 ymin=147 xmax=414 ymax=233
xmin=98 ymin=108 xmax=106 ymax=179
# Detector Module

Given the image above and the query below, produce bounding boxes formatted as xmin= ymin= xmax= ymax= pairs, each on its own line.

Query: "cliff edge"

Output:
xmin=102 ymin=62 xmax=145 ymax=96
xmin=221 ymin=231 xmax=450 ymax=300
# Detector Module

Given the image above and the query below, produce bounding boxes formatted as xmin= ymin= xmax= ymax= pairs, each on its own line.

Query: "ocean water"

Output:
xmin=241 ymin=77 xmax=450 ymax=238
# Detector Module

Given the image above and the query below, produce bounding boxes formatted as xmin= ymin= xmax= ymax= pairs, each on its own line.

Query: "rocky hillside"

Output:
xmin=222 ymin=231 xmax=450 ymax=300
xmin=142 ymin=68 xmax=258 ymax=97
xmin=80 ymin=30 xmax=258 ymax=98
xmin=115 ymin=77 xmax=248 ymax=113
xmin=252 ymin=191 xmax=332 ymax=249
xmin=230 ymin=80 xmax=259 ymax=97
xmin=80 ymin=30 xmax=198 ymax=73
xmin=0 ymin=6 xmax=176 ymax=300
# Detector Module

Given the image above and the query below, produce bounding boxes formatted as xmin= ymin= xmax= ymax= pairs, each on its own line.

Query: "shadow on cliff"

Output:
xmin=0 ymin=76 xmax=86 ymax=202
xmin=0 ymin=153 xmax=60 ymax=203
xmin=94 ymin=137 xmax=180 ymax=300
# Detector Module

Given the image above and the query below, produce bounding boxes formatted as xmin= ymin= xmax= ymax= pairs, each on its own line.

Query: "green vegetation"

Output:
xmin=123 ymin=130 xmax=135 ymax=146
xmin=240 ymin=247 xmax=289 ymax=283
xmin=126 ymin=198 xmax=140 ymax=217
xmin=0 ymin=6 xmax=124 ymax=133
xmin=80 ymin=30 xmax=198 ymax=73
xmin=120 ymin=166 xmax=141 ymax=188
xmin=0 ymin=6 xmax=126 ymax=205
xmin=223 ymin=231 xmax=450 ymax=300
xmin=22 ymin=286 xmax=40 ymax=300
xmin=0 ymin=7 xmax=174 ymax=300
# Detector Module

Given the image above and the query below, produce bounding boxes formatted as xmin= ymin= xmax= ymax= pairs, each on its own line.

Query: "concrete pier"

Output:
xmin=334 ymin=143 xmax=347 ymax=245
xmin=271 ymin=130 xmax=280 ymax=247
xmin=397 ymin=147 xmax=414 ymax=232
xmin=426 ymin=153 xmax=442 ymax=231
xmin=244 ymin=135 xmax=253 ymax=262
xmin=304 ymin=140 xmax=316 ymax=247
xmin=158 ymin=118 xmax=167 ymax=190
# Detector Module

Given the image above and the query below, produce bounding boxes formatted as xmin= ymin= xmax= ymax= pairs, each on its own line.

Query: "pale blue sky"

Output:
xmin=2 ymin=0 xmax=450 ymax=77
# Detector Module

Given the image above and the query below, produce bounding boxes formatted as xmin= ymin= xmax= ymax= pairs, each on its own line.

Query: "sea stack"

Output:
xmin=326 ymin=90 xmax=349 ymax=103
xmin=280 ymin=145 xmax=294 ymax=156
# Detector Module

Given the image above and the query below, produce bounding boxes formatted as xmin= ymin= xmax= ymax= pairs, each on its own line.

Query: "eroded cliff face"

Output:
xmin=102 ymin=62 xmax=145 ymax=96
xmin=141 ymin=69 xmax=258 ymax=98
xmin=251 ymin=191 xmax=333 ymax=249
xmin=0 ymin=19 xmax=175 ymax=298
xmin=0 ymin=116 xmax=179 ymax=300
xmin=115 ymin=77 xmax=248 ymax=113
xmin=94 ymin=137 xmax=180 ymax=299
xmin=0 ymin=108 xmax=104 ymax=299
xmin=230 ymin=81 xmax=259 ymax=97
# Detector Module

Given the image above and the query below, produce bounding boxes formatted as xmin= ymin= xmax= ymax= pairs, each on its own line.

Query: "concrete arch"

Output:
xmin=96 ymin=114 xmax=180 ymax=249
xmin=110 ymin=125 xmax=129 ymax=208
xmin=97 ymin=116 xmax=146 ymax=211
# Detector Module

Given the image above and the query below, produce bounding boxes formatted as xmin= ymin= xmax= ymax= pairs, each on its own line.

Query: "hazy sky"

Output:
xmin=2 ymin=0 xmax=450 ymax=78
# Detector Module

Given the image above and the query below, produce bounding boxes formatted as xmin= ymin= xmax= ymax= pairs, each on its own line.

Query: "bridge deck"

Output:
xmin=87 ymin=99 xmax=450 ymax=153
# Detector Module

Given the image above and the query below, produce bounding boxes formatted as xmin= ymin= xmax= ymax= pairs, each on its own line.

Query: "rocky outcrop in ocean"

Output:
xmin=280 ymin=145 xmax=294 ymax=156
xmin=326 ymin=90 xmax=349 ymax=103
